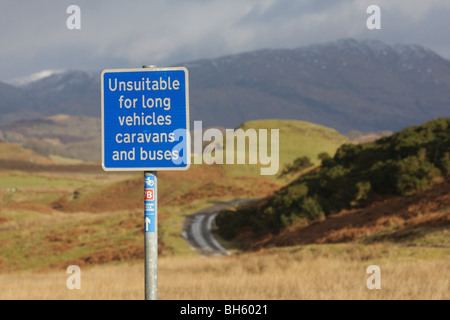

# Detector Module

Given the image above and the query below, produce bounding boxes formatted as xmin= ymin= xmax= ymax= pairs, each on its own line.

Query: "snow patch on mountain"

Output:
xmin=6 ymin=69 xmax=66 ymax=87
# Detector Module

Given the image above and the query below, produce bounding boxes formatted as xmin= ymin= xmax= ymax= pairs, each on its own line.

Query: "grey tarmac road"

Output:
xmin=182 ymin=199 xmax=256 ymax=256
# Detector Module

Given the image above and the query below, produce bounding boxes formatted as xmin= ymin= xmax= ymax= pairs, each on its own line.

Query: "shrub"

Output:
xmin=300 ymin=197 xmax=324 ymax=221
xmin=318 ymin=152 xmax=332 ymax=162
xmin=278 ymin=156 xmax=313 ymax=178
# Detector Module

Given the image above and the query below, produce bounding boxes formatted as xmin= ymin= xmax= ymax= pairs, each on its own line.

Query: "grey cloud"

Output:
xmin=1 ymin=1 xmax=450 ymax=81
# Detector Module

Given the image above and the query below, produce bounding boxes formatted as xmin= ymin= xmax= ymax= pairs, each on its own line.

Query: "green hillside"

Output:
xmin=218 ymin=119 xmax=350 ymax=178
xmin=216 ymin=117 xmax=450 ymax=239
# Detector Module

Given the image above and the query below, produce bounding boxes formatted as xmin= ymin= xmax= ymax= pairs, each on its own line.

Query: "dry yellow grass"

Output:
xmin=0 ymin=244 xmax=448 ymax=300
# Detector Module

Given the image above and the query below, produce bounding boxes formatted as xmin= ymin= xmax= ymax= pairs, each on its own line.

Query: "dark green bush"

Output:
xmin=278 ymin=156 xmax=313 ymax=178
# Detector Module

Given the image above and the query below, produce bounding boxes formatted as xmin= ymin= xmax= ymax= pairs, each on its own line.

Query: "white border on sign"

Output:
xmin=101 ymin=67 xmax=191 ymax=171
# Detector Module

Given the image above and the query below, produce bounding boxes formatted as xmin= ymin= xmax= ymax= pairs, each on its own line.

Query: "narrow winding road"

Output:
xmin=182 ymin=199 xmax=255 ymax=256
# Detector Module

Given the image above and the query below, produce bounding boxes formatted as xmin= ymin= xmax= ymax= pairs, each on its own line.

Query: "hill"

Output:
xmin=1 ymin=39 xmax=450 ymax=133
xmin=6 ymin=70 xmax=99 ymax=119
xmin=216 ymin=117 xmax=450 ymax=246
xmin=0 ymin=141 xmax=51 ymax=163
xmin=246 ymin=177 xmax=449 ymax=250
xmin=0 ymin=115 xmax=101 ymax=162
xmin=221 ymin=119 xmax=349 ymax=178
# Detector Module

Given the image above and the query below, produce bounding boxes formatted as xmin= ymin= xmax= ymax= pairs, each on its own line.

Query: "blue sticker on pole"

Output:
xmin=101 ymin=67 xmax=190 ymax=171
xmin=145 ymin=174 xmax=157 ymax=233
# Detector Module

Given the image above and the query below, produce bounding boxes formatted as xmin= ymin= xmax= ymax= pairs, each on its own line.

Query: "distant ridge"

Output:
xmin=1 ymin=39 xmax=450 ymax=133
xmin=183 ymin=38 xmax=450 ymax=132
xmin=0 ymin=115 xmax=101 ymax=162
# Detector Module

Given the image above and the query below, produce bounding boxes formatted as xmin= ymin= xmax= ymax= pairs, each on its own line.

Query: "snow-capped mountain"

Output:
xmin=1 ymin=38 xmax=450 ymax=133
xmin=183 ymin=38 xmax=450 ymax=132
xmin=1 ymin=70 xmax=100 ymax=120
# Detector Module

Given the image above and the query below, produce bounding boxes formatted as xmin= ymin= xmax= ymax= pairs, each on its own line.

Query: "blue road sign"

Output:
xmin=101 ymin=67 xmax=190 ymax=171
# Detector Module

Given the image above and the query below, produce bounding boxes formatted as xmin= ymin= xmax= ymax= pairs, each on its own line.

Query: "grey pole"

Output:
xmin=144 ymin=170 xmax=158 ymax=300
xmin=143 ymin=65 xmax=158 ymax=300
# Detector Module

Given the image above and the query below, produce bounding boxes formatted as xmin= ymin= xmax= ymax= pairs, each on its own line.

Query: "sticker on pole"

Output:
xmin=101 ymin=67 xmax=190 ymax=171
xmin=144 ymin=174 xmax=156 ymax=233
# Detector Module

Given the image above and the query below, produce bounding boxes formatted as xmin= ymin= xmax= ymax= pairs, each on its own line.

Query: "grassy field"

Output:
xmin=0 ymin=153 xmax=281 ymax=273
xmin=0 ymin=243 xmax=448 ymax=300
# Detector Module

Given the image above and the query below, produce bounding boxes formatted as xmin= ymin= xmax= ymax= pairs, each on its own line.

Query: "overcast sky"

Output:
xmin=1 ymin=0 xmax=450 ymax=81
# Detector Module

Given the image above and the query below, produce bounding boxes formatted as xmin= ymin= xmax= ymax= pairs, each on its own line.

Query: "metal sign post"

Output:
xmin=143 ymin=65 xmax=158 ymax=301
xmin=101 ymin=64 xmax=190 ymax=300
xmin=144 ymin=170 xmax=157 ymax=300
